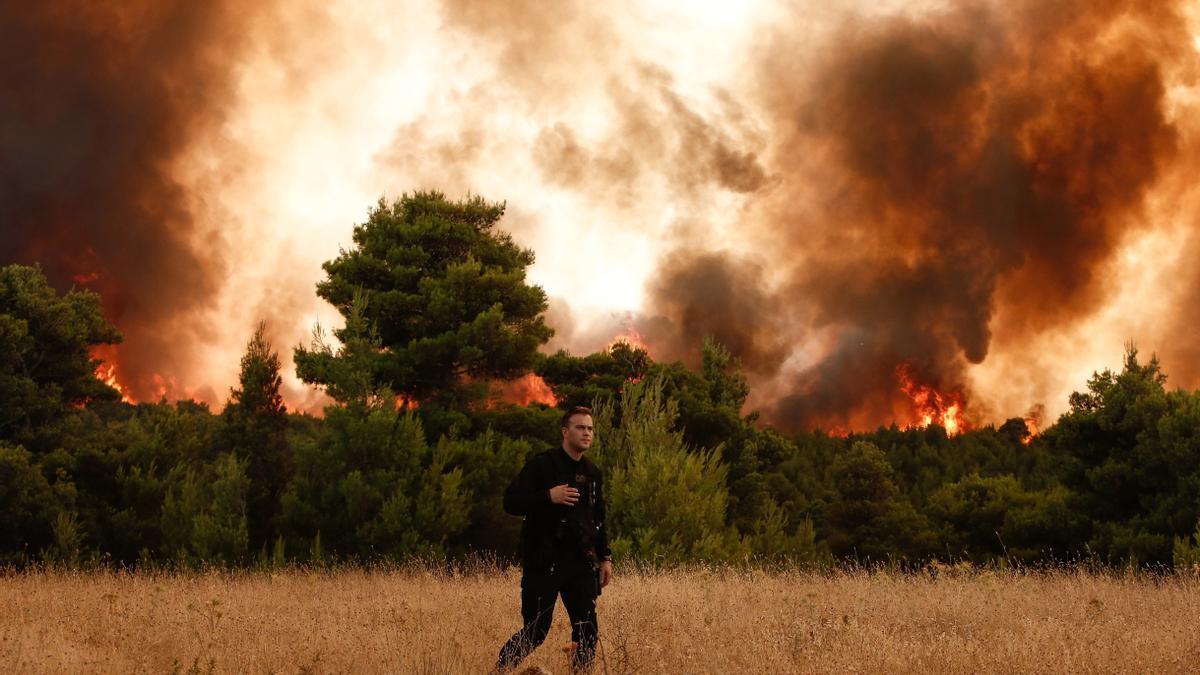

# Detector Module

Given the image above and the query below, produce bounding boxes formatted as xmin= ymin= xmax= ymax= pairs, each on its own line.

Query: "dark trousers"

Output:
xmin=497 ymin=561 xmax=599 ymax=672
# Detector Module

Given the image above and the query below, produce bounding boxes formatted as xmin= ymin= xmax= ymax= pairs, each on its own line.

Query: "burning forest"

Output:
xmin=3 ymin=0 xmax=1200 ymax=435
xmin=7 ymin=1 xmax=1200 ymax=578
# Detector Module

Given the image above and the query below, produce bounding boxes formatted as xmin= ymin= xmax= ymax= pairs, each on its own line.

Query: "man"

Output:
xmin=496 ymin=406 xmax=613 ymax=673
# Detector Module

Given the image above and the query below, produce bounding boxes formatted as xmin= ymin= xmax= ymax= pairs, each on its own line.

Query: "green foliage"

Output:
xmin=48 ymin=510 xmax=84 ymax=565
xmin=465 ymin=404 xmax=560 ymax=449
xmin=222 ymin=322 xmax=290 ymax=547
xmin=748 ymin=504 xmax=824 ymax=563
xmin=0 ymin=264 xmax=122 ymax=453
xmin=76 ymin=401 xmax=222 ymax=563
xmin=591 ymin=377 xmax=745 ymax=562
xmin=826 ymin=441 xmax=933 ymax=561
xmin=1172 ymin=519 xmax=1200 ymax=570
xmin=295 ymin=294 xmax=390 ymax=408
xmin=161 ymin=452 xmax=250 ymax=566
xmin=537 ymin=341 xmax=651 ymax=409
xmin=649 ymin=338 xmax=752 ymax=452
xmin=9 ymin=200 xmax=1200 ymax=572
xmin=295 ymin=192 xmax=553 ymax=429
xmin=279 ymin=405 xmax=470 ymax=560
xmin=1048 ymin=345 xmax=1200 ymax=564
xmin=925 ymin=474 xmax=1082 ymax=563
xmin=0 ymin=441 xmax=59 ymax=564
xmin=436 ymin=431 xmax=536 ymax=557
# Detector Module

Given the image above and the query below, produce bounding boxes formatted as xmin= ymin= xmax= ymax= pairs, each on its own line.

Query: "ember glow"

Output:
xmin=395 ymin=394 xmax=420 ymax=411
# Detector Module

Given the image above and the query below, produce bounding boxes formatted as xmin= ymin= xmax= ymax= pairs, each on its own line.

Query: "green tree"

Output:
xmin=286 ymin=294 xmax=471 ymax=560
xmin=280 ymin=407 xmax=469 ymax=560
xmin=62 ymin=400 xmax=223 ymax=565
xmin=591 ymin=377 xmax=745 ymax=562
xmin=1172 ymin=518 xmax=1200 ymax=570
xmin=826 ymin=441 xmax=933 ymax=561
xmin=537 ymin=341 xmax=651 ymax=410
xmin=161 ymin=452 xmax=250 ymax=566
xmin=925 ymin=474 xmax=1083 ymax=563
xmin=0 ymin=441 xmax=61 ymax=564
xmin=1047 ymin=346 xmax=1200 ymax=564
xmin=0 ymin=264 xmax=122 ymax=453
xmin=436 ymin=431 xmax=535 ymax=558
xmin=649 ymin=338 xmax=752 ymax=452
xmin=222 ymin=322 xmax=290 ymax=548
xmin=295 ymin=192 xmax=553 ymax=434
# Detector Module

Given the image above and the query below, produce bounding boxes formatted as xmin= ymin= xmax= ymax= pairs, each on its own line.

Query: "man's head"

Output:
xmin=560 ymin=406 xmax=594 ymax=455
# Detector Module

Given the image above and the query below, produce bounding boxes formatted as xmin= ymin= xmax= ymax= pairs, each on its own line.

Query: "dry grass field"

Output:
xmin=2 ymin=563 xmax=1198 ymax=674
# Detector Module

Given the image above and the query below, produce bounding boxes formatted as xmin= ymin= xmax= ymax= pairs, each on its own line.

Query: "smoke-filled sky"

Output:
xmin=3 ymin=0 xmax=1199 ymax=431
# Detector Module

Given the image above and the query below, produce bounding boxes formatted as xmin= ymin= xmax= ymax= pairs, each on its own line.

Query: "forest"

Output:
xmin=4 ymin=192 xmax=1200 ymax=570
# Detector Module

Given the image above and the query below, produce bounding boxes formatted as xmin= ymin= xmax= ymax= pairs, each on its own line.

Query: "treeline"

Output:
xmin=4 ymin=192 xmax=1200 ymax=569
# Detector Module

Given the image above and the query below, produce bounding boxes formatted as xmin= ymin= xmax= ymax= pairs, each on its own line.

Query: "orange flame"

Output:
xmin=825 ymin=425 xmax=851 ymax=439
xmin=1021 ymin=419 xmax=1040 ymax=444
xmin=514 ymin=373 xmax=558 ymax=406
xmin=896 ymin=364 xmax=968 ymax=436
xmin=94 ymin=361 xmax=134 ymax=403
xmin=607 ymin=326 xmax=649 ymax=353
xmin=395 ymin=393 xmax=420 ymax=410
xmin=489 ymin=373 xmax=558 ymax=407
xmin=1021 ymin=404 xmax=1044 ymax=444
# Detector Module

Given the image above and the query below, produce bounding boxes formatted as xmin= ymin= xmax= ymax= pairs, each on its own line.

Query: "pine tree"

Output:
xmin=223 ymin=322 xmax=289 ymax=548
xmin=295 ymin=192 xmax=553 ymax=434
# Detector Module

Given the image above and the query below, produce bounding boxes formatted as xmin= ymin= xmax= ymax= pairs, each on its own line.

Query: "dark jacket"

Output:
xmin=503 ymin=447 xmax=612 ymax=569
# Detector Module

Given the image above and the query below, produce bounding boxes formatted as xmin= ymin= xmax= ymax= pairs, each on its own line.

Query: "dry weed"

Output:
xmin=1 ymin=565 xmax=1197 ymax=673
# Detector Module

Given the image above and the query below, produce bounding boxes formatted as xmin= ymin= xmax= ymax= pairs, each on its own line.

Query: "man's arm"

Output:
xmin=503 ymin=456 xmax=551 ymax=516
xmin=595 ymin=471 xmax=613 ymax=587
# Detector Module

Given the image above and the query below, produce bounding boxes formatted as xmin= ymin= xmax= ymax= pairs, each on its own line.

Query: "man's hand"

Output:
xmin=549 ymin=483 xmax=580 ymax=506
xmin=599 ymin=560 xmax=613 ymax=588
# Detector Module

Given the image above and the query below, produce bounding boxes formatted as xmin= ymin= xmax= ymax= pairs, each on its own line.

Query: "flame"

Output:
xmin=825 ymin=425 xmax=851 ymax=439
xmin=72 ymin=271 xmax=100 ymax=285
xmin=607 ymin=326 xmax=650 ymax=353
xmin=513 ymin=373 xmax=558 ymax=406
xmin=895 ymin=364 xmax=968 ymax=436
xmin=1021 ymin=404 xmax=1045 ymax=445
xmin=489 ymin=374 xmax=558 ymax=407
xmin=395 ymin=393 xmax=420 ymax=410
xmin=1021 ymin=418 xmax=1040 ymax=444
xmin=94 ymin=362 xmax=134 ymax=403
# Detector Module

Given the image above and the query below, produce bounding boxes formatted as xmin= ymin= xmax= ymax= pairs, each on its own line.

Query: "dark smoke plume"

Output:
xmin=0 ymin=2 xmax=257 ymax=401
xmin=639 ymin=250 xmax=789 ymax=375
xmin=643 ymin=0 xmax=1192 ymax=430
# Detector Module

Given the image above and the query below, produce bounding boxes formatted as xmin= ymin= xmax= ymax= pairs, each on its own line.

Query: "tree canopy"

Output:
xmin=6 ymin=200 xmax=1200 ymax=571
xmin=295 ymin=192 xmax=553 ymax=419
xmin=0 ymin=264 xmax=122 ymax=452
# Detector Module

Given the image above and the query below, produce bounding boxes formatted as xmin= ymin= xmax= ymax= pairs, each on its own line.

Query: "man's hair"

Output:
xmin=560 ymin=406 xmax=592 ymax=429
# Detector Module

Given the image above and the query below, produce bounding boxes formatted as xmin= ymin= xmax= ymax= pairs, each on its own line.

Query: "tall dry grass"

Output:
xmin=2 ymin=563 xmax=1198 ymax=673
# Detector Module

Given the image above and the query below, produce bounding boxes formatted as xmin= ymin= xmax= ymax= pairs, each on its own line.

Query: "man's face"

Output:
xmin=562 ymin=413 xmax=594 ymax=452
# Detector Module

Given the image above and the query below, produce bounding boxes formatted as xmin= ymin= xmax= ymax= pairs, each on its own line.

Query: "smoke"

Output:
xmin=0 ymin=2 xmax=263 ymax=403
xmin=428 ymin=0 xmax=1199 ymax=431
xmin=531 ymin=66 xmax=768 ymax=202
xmin=638 ymin=251 xmax=788 ymax=375
xmin=4 ymin=0 xmax=1196 ymax=430
xmin=638 ymin=0 xmax=1197 ymax=430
